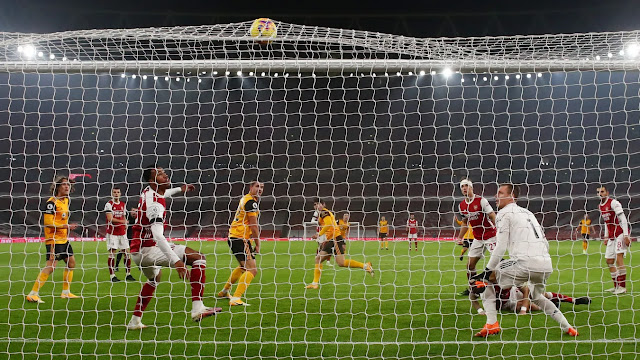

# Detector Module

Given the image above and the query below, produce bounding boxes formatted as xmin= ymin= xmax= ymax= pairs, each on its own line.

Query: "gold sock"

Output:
xmin=224 ymin=267 xmax=245 ymax=291
xmin=583 ymin=241 xmax=588 ymax=251
xmin=233 ymin=272 xmax=255 ymax=298
xmin=62 ymin=270 xmax=73 ymax=291
xmin=31 ymin=272 xmax=50 ymax=293
xmin=313 ymin=263 xmax=322 ymax=283
xmin=380 ymin=242 xmax=384 ymax=249
xmin=343 ymin=259 xmax=364 ymax=269
xmin=385 ymin=241 xmax=389 ymax=248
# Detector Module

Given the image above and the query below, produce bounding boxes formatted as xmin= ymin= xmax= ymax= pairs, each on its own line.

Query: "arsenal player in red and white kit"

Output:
xmin=126 ymin=166 xmax=222 ymax=330
xmin=407 ymin=214 xmax=419 ymax=251
xmin=457 ymin=179 xmax=497 ymax=298
xmin=104 ymin=186 xmax=134 ymax=282
xmin=598 ymin=186 xmax=631 ymax=295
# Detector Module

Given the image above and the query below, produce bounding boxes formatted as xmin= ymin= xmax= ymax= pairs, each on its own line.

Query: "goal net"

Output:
xmin=0 ymin=20 xmax=638 ymax=359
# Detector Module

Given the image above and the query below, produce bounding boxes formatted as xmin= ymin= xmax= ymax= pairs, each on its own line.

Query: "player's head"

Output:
xmin=584 ymin=213 xmax=589 ymax=219
xmin=381 ymin=216 xmax=386 ymax=221
xmin=496 ymin=183 xmax=519 ymax=209
xmin=460 ymin=179 xmax=473 ymax=197
xmin=313 ymin=197 xmax=326 ymax=211
xmin=130 ymin=207 xmax=138 ymax=217
xmin=597 ymin=185 xmax=609 ymax=199
xmin=50 ymin=175 xmax=74 ymax=197
xmin=143 ymin=165 xmax=170 ymax=190
xmin=249 ymin=181 xmax=264 ymax=198
xmin=410 ymin=214 xmax=415 ymax=219
xmin=111 ymin=186 xmax=121 ymax=201
xmin=342 ymin=213 xmax=350 ymax=221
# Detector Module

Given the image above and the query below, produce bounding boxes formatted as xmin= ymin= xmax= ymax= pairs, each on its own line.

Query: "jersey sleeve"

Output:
xmin=103 ymin=202 xmax=113 ymax=212
xmin=244 ymin=199 xmax=259 ymax=215
xmin=611 ymin=199 xmax=624 ymax=215
xmin=145 ymin=201 xmax=166 ymax=223
xmin=480 ymin=197 xmax=495 ymax=214
xmin=44 ymin=200 xmax=56 ymax=215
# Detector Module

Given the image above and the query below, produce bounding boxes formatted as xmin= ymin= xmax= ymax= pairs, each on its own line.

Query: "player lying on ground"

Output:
xmin=473 ymin=183 xmax=578 ymax=337
xmin=104 ymin=186 xmax=135 ymax=282
xmin=218 ymin=181 xmax=263 ymax=306
xmin=598 ymin=185 xmax=631 ymax=295
xmin=491 ymin=285 xmax=591 ymax=314
xmin=27 ymin=175 xmax=80 ymax=303
xmin=306 ymin=198 xmax=374 ymax=289
xmin=127 ymin=166 xmax=221 ymax=330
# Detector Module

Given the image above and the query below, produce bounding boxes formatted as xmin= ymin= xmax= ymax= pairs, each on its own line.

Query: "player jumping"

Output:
xmin=104 ymin=186 xmax=135 ymax=282
xmin=27 ymin=175 xmax=80 ymax=303
xmin=127 ymin=166 xmax=221 ymax=329
xmin=305 ymin=198 xmax=374 ymax=289
xmin=598 ymin=185 xmax=631 ymax=295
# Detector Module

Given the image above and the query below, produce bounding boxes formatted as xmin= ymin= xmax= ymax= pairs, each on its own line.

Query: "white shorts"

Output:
xmin=468 ymin=236 xmax=497 ymax=259
xmin=605 ymin=234 xmax=629 ymax=259
xmin=106 ymin=234 xmax=129 ymax=250
xmin=131 ymin=244 xmax=187 ymax=280
xmin=408 ymin=233 xmax=418 ymax=239
xmin=495 ymin=260 xmax=550 ymax=301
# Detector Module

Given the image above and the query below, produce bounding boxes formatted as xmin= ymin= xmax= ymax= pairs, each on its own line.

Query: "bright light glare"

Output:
xmin=249 ymin=72 xmax=254 ymax=76
xmin=430 ymin=70 xmax=436 ymax=75
xmin=22 ymin=45 xmax=36 ymax=58
xmin=154 ymin=76 xmax=158 ymax=80
xmin=526 ymin=73 xmax=532 ymax=78
xmin=132 ymin=74 xmax=137 ymax=79
xmin=442 ymin=67 xmax=453 ymax=77
xmin=515 ymin=74 xmax=521 ymax=79
xmin=225 ymin=71 xmax=230 ymax=76
xmin=537 ymin=73 xmax=543 ymax=77
xmin=37 ymin=52 xmax=43 ymax=57
xmin=419 ymin=70 xmax=426 ymax=75
xmin=213 ymin=71 xmax=218 ymax=75
xmin=483 ymin=77 xmax=487 ymax=81
xmin=49 ymin=54 xmax=55 ymax=60
xmin=120 ymin=74 xmax=126 ymax=78
xmin=237 ymin=71 xmax=242 ymax=76
xmin=142 ymin=75 xmax=148 ymax=80
xmin=165 ymin=76 xmax=169 ymax=81
xmin=493 ymin=76 xmax=499 ymax=80
xmin=505 ymin=75 xmax=510 ymax=80
xmin=607 ymin=52 xmax=613 ymax=58
xmin=626 ymin=43 xmax=640 ymax=57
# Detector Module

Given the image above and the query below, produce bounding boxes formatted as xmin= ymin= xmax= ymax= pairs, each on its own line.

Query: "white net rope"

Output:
xmin=0 ymin=20 xmax=638 ymax=359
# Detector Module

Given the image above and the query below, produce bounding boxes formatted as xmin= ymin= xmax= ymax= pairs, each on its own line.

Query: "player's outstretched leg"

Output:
xmin=532 ymin=292 xmax=578 ymax=336
xmin=184 ymin=248 xmax=223 ymax=319
xmin=335 ymin=255 xmax=374 ymax=278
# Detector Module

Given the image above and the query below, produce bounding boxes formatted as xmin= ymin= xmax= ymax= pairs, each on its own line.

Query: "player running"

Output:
xmin=407 ymin=214 xmax=418 ymax=251
xmin=473 ymin=183 xmax=578 ymax=337
xmin=27 ymin=175 xmax=80 ymax=303
xmin=455 ymin=215 xmax=474 ymax=261
xmin=457 ymin=179 xmax=497 ymax=296
xmin=305 ymin=198 xmax=374 ymax=289
xmin=104 ymin=186 xmax=134 ymax=282
xmin=378 ymin=216 xmax=389 ymax=250
xmin=127 ymin=166 xmax=221 ymax=329
xmin=218 ymin=181 xmax=263 ymax=306
xmin=598 ymin=186 xmax=631 ymax=295
xmin=577 ymin=214 xmax=593 ymax=255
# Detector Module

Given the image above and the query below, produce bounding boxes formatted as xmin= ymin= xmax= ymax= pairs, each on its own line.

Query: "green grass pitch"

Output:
xmin=0 ymin=240 xmax=638 ymax=359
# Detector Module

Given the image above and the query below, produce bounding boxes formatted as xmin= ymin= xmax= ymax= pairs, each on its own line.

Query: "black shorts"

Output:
xmin=45 ymin=242 xmax=74 ymax=262
xmin=379 ymin=233 xmax=387 ymax=239
xmin=582 ymin=234 xmax=590 ymax=240
xmin=319 ymin=236 xmax=346 ymax=255
xmin=462 ymin=239 xmax=472 ymax=248
xmin=228 ymin=238 xmax=255 ymax=263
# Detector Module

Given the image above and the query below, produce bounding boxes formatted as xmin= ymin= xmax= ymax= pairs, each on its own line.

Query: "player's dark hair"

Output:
xmin=313 ymin=197 xmax=325 ymax=205
xmin=598 ymin=184 xmax=608 ymax=191
xmin=112 ymin=185 xmax=120 ymax=191
xmin=142 ymin=165 xmax=156 ymax=183
xmin=249 ymin=181 xmax=261 ymax=188
xmin=500 ymin=183 xmax=520 ymax=199
xmin=50 ymin=175 xmax=75 ymax=196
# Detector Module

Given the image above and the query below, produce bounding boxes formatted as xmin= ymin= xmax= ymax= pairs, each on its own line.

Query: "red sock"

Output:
xmin=108 ymin=256 xmax=115 ymax=276
xmin=550 ymin=292 xmax=574 ymax=303
xmin=190 ymin=263 xmax=206 ymax=302
xmin=617 ymin=274 xmax=626 ymax=288
xmin=133 ymin=282 xmax=156 ymax=317
xmin=125 ymin=254 xmax=131 ymax=274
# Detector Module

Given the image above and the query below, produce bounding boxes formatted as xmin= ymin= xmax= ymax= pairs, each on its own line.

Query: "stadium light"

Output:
xmin=396 ymin=72 xmax=401 ymax=76
xmin=186 ymin=78 xmax=191 ymax=82
xmin=607 ymin=52 xmax=613 ymax=58
xmin=17 ymin=46 xmax=23 ymax=53
xmin=483 ymin=77 xmax=488 ymax=81
xmin=120 ymin=74 xmax=126 ymax=78
xmin=461 ymin=78 xmax=465 ymax=82
xmin=22 ymin=45 xmax=36 ymax=58
xmin=442 ymin=67 xmax=453 ymax=77
xmin=505 ymin=75 xmax=510 ymax=80
xmin=62 ymin=56 xmax=67 ymax=61
xmin=626 ymin=42 xmax=640 ymax=57
xmin=595 ymin=55 xmax=601 ymax=60
xmin=537 ymin=73 xmax=543 ymax=77
xmin=154 ymin=76 xmax=158 ymax=80
xmin=430 ymin=70 xmax=436 ymax=75
xmin=419 ymin=70 xmax=426 ymax=76
xmin=515 ymin=74 xmax=521 ymax=79
xmin=408 ymin=71 xmax=413 ymax=75
xmin=213 ymin=71 xmax=218 ymax=75
xmin=132 ymin=74 xmax=137 ymax=79
xmin=37 ymin=52 xmax=43 ymax=57
xmin=164 ymin=76 xmax=169 ymax=81
xmin=176 ymin=77 xmax=181 ymax=82
xmin=275 ymin=73 xmax=279 ymax=77
xmin=473 ymin=77 xmax=477 ymax=81
xmin=249 ymin=71 xmax=254 ymax=76
xmin=225 ymin=71 xmax=230 ymax=76
xmin=526 ymin=73 xmax=532 ymax=78
xmin=261 ymin=72 xmax=266 ymax=76
xmin=142 ymin=75 xmax=147 ymax=80
xmin=49 ymin=54 xmax=55 ymax=60
xmin=198 ymin=79 xmax=202 ymax=83
xmin=493 ymin=76 xmax=499 ymax=80
xmin=237 ymin=71 xmax=242 ymax=76
xmin=619 ymin=50 xmax=625 ymax=56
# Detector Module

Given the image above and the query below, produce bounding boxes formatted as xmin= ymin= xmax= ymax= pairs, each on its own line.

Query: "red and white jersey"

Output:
xmin=131 ymin=186 xmax=167 ymax=253
xmin=104 ymin=200 xmax=127 ymax=236
xmin=599 ymin=197 xmax=626 ymax=239
xmin=407 ymin=219 xmax=418 ymax=234
xmin=458 ymin=195 xmax=496 ymax=240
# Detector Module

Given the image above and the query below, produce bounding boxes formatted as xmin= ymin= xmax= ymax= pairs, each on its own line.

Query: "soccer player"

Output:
xmin=473 ymin=183 xmax=578 ymax=337
xmin=305 ymin=198 xmax=374 ymax=289
xmin=455 ymin=215 xmax=474 ymax=261
xmin=218 ymin=181 xmax=263 ymax=306
xmin=104 ymin=186 xmax=134 ymax=282
xmin=338 ymin=213 xmax=350 ymax=252
xmin=598 ymin=185 xmax=631 ymax=295
xmin=127 ymin=166 xmax=221 ymax=330
xmin=378 ymin=216 xmax=389 ymax=250
xmin=577 ymin=214 xmax=593 ymax=255
xmin=115 ymin=207 xmax=138 ymax=272
xmin=26 ymin=175 xmax=80 ymax=303
xmin=497 ymin=286 xmax=591 ymax=314
xmin=407 ymin=214 xmax=418 ymax=251
xmin=457 ymin=179 xmax=497 ymax=296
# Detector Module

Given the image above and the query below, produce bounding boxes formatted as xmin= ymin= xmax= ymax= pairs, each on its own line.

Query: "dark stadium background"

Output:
xmin=0 ymin=0 xmax=638 ymax=239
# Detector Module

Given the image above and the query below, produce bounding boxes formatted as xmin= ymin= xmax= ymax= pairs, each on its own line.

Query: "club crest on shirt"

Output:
xmin=473 ymin=205 xmax=478 ymax=210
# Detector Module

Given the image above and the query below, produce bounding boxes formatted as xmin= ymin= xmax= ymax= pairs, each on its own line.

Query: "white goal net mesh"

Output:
xmin=0 ymin=20 xmax=638 ymax=359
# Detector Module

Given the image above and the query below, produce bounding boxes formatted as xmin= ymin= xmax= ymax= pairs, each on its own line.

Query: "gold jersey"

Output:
xmin=44 ymin=196 xmax=70 ymax=245
xmin=318 ymin=209 xmax=340 ymax=240
xmin=379 ymin=220 xmax=388 ymax=234
xmin=456 ymin=219 xmax=474 ymax=240
xmin=229 ymin=193 xmax=259 ymax=239
xmin=337 ymin=219 xmax=350 ymax=238
xmin=579 ymin=219 xmax=591 ymax=234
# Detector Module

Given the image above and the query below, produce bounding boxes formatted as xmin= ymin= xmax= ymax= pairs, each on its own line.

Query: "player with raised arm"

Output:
xmin=407 ymin=214 xmax=418 ymax=251
xmin=218 ymin=181 xmax=263 ymax=306
xmin=577 ymin=214 xmax=593 ymax=255
xmin=378 ymin=216 xmax=389 ymax=250
xmin=104 ymin=186 xmax=134 ymax=282
xmin=598 ymin=186 xmax=632 ymax=295
xmin=457 ymin=179 xmax=497 ymax=296
xmin=473 ymin=184 xmax=578 ymax=337
xmin=455 ymin=215 xmax=474 ymax=261
xmin=27 ymin=175 xmax=80 ymax=303
xmin=126 ymin=166 xmax=221 ymax=330
xmin=305 ymin=198 xmax=374 ymax=289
